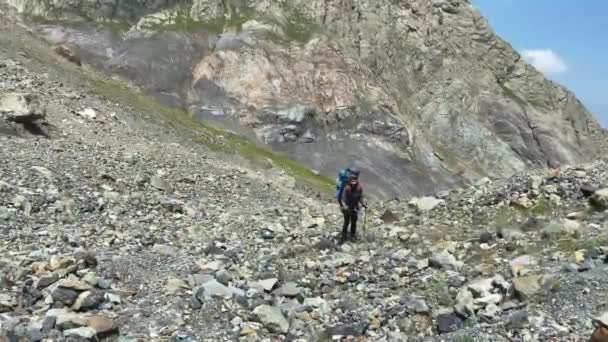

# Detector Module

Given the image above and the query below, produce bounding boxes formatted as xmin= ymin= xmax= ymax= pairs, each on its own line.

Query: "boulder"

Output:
xmin=253 ymin=304 xmax=289 ymax=333
xmin=0 ymin=93 xmax=46 ymax=123
xmin=590 ymin=189 xmax=608 ymax=210
xmin=54 ymin=45 xmax=82 ymax=66
xmin=512 ymin=275 xmax=547 ymax=301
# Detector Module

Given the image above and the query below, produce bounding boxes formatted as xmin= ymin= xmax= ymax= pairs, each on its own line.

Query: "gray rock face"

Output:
xmin=7 ymin=0 xmax=605 ymax=199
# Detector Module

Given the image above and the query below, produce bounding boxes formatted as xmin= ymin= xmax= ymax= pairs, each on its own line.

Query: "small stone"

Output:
xmin=467 ymin=278 xmax=495 ymax=297
xmin=511 ymin=196 xmax=533 ymax=209
xmin=31 ymin=166 xmax=52 ymax=178
xmin=63 ymin=327 xmax=97 ymax=339
xmin=507 ymin=309 xmax=529 ymax=329
xmin=190 ymin=296 xmax=202 ymax=309
xmin=198 ymin=279 xmax=235 ymax=298
xmin=50 ymin=309 xmax=88 ymax=330
xmin=594 ymin=311 xmax=608 ymax=327
xmin=590 ymin=188 xmax=608 ymax=209
xmin=166 ymin=278 xmax=189 ymax=294
xmin=510 ymin=255 xmax=537 ymax=276
xmin=215 ymin=269 xmax=231 ymax=286
xmin=191 ymin=273 xmax=214 ymax=286
xmin=429 ymin=250 xmax=463 ymax=270
xmin=37 ymin=273 xmax=59 ymax=289
xmin=51 ymin=287 xmax=79 ymax=305
xmin=49 ymin=255 xmax=75 ymax=271
xmin=0 ymin=93 xmax=46 ymax=123
xmin=253 ymin=304 xmax=289 ymax=333
xmin=153 ymin=244 xmax=176 ymax=256
xmin=479 ymin=232 xmax=493 ymax=244
xmin=409 ymin=196 xmax=443 ymax=212
xmin=150 ymin=175 xmax=173 ymax=192
xmin=480 ymin=303 xmax=501 ymax=321
xmin=86 ymin=316 xmax=117 ymax=336
xmin=455 ymin=289 xmax=475 ymax=317
xmin=528 ymin=175 xmax=543 ymax=190
xmin=580 ymin=184 xmax=598 ymax=198
xmin=436 ymin=313 xmax=463 ymax=334
xmin=578 ymin=258 xmax=596 ymax=272
xmin=475 ymin=293 xmax=503 ymax=306
xmin=512 ymin=275 xmax=545 ymax=301
xmin=492 ymin=274 xmax=510 ymax=293
xmin=42 ymin=316 xmax=56 ymax=334
xmin=303 ymin=297 xmax=331 ymax=316
xmin=252 ymin=278 xmax=278 ymax=292
xmin=499 ymin=228 xmax=524 ymax=241
xmin=402 ymin=295 xmax=430 ymax=315
xmin=81 ymin=273 xmax=99 ymax=286
xmin=380 ymin=209 xmax=399 ymax=223
xmin=560 ymin=219 xmax=581 ymax=236
xmin=198 ymin=260 xmax=223 ymax=272
xmin=274 ymin=282 xmax=301 ymax=298
xmin=573 ymin=170 xmax=587 ymax=177
xmin=72 ymin=290 xmax=104 ymax=311
xmin=574 ymin=250 xmax=587 ymax=264
xmin=58 ymin=279 xmax=92 ymax=291
xmin=231 ymin=316 xmax=243 ymax=327
xmin=78 ymin=108 xmax=97 ymax=120
xmin=105 ymin=293 xmax=121 ymax=304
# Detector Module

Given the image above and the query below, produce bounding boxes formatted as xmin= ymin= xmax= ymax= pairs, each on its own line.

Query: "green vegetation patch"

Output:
xmin=136 ymin=1 xmax=256 ymax=33
xmin=88 ymin=76 xmax=333 ymax=194
xmin=556 ymin=237 xmax=608 ymax=253
xmin=282 ymin=6 xmax=320 ymax=43
xmin=492 ymin=197 xmax=556 ymax=227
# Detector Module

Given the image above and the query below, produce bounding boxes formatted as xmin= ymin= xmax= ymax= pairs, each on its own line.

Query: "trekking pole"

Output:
xmin=363 ymin=203 xmax=368 ymax=238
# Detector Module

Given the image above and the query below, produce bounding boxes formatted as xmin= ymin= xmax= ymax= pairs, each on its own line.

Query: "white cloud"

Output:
xmin=521 ymin=49 xmax=568 ymax=76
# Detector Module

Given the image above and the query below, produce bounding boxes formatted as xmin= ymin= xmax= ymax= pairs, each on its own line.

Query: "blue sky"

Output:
xmin=472 ymin=0 xmax=608 ymax=127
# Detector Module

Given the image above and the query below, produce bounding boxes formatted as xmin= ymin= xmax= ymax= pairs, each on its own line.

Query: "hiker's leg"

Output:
xmin=341 ymin=210 xmax=350 ymax=242
xmin=350 ymin=210 xmax=358 ymax=238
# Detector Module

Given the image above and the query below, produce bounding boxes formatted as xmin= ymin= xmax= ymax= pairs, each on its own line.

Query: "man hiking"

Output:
xmin=337 ymin=167 xmax=367 ymax=244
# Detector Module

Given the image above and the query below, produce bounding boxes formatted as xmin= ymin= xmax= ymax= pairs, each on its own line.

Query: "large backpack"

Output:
xmin=335 ymin=168 xmax=351 ymax=200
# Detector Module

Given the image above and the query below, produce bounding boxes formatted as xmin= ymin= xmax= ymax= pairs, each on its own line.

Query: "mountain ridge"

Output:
xmin=2 ymin=0 xmax=606 ymax=200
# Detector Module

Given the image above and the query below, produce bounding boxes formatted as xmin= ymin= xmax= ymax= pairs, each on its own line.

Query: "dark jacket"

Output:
xmin=340 ymin=182 xmax=363 ymax=209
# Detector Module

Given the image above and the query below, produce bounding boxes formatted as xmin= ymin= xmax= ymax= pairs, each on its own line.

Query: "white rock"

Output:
xmin=528 ymin=175 xmax=543 ymax=190
xmin=474 ymin=293 xmax=503 ymax=306
xmin=63 ymin=327 xmax=97 ymax=339
xmin=303 ymin=297 xmax=331 ymax=316
xmin=510 ymin=255 xmax=538 ymax=276
xmin=595 ymin=311 xmax=608 ymax=327
xmin=409 ymin=196 xmax=444 ymax=212
xmin=78 ymin=108 xmax=97 ymax=120
xmin=467 ymin=278 xmax=495 ymax=297
xmin=0 ymin=92 xmax=45 ymax=122
xmin=454 ymin=289 xmax=475 ymax=317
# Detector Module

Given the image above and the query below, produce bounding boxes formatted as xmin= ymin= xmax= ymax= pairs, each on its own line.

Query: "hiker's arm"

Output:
xmin=338 ymin=187 xmax=348 ymax=210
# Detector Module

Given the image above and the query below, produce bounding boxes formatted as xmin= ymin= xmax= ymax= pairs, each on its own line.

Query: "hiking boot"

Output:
xmin=350 ymin=235 xmax=360 ymax=242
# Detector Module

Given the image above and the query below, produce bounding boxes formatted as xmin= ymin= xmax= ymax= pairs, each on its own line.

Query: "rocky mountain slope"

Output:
xmin=2 ymin=0 xmax=606 ymax=199
xmin=3 ymin=11 xmax=608 ymax=342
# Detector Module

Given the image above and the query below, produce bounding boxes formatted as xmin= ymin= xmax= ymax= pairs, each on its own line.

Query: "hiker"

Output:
xmin=338 ymin=167 xmax=366 ymax=243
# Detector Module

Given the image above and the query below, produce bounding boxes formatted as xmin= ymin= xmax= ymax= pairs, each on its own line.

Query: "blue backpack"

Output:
xmin=335 ymin=168 xmax=351 ymax=200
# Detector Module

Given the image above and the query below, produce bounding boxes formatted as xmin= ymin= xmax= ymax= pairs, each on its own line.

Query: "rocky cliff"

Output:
xmin=2 ymin=0 xmax=605 ymax=199
xmin=3 ymin=3 xmax=608 ymax=342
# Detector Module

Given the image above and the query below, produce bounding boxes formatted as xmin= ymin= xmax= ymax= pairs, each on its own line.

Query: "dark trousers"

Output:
xmin=342 ymin=208 xmax=358 ymax=240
